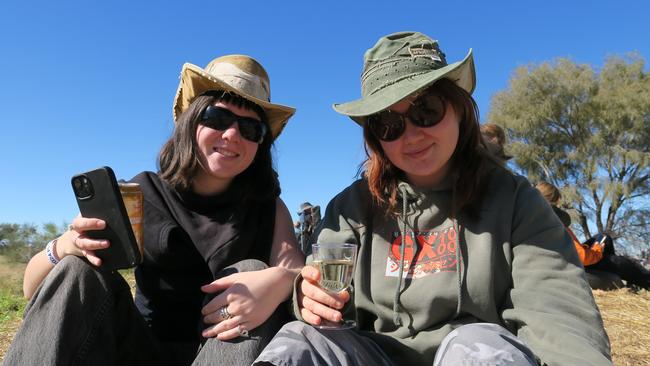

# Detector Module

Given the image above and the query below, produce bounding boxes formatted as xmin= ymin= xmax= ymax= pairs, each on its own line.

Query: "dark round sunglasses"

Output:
xmin=367 ymin=93 xmax=447 ymax=142
xmin=200 ymin=105 xmax=268 ymax=144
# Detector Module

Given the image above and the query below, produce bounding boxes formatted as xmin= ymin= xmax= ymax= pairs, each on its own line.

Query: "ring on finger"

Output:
xmin=237 ymin=324 xmax=249 ymax=337
xmin=219 ymin=306 xmax=232 ymax=320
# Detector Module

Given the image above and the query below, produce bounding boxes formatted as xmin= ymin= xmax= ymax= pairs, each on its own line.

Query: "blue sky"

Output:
xmin=0 ymin=0 xmax=648 ymax=227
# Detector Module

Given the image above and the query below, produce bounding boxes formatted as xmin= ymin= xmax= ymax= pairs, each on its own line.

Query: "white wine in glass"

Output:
xmin=311 ymin=243 xmax=358 ymax=329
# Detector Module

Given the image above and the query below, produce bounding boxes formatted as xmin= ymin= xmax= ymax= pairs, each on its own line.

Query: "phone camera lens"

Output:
xmin=73 ymin=176 xmax=93 ymax=198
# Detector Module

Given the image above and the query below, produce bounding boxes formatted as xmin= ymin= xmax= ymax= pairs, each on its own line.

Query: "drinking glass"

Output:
xmin=311 ymin=243 xmax=358 ymax=329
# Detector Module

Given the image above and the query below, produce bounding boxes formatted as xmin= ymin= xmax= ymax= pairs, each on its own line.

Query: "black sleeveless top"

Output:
xmin=130 ymin=172 xmax=276 ymax=341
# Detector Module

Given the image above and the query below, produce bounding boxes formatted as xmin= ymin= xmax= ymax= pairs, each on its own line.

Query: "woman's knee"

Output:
xmin=449 ymin=322 xmax=513 ymax=339
xmin=47 ymin=255 xmax=129 ymax=295
xmin=55 ymin=254 xmax=91 ymax=272
xmin=232 ymin=259 xmax=269 ymax=272
xmin=278 ymin=320 xmax=311 ymax=335
xmin=217 ymin=259 xmax=269 ymax=278
xmin=24 ymin=255 xmax=129 ymax=318
xmin=434 ymin=323 xmax=537 ymax=366
xmin=47 ymin=255 xmax=99 ymax=287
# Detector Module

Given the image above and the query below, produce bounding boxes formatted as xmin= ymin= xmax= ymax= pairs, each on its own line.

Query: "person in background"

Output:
xmin=480 ymin=123 xmax=512 ymax=164
xmin=6 ymin=55 xmax=304 ymax=366
xmin=536 ymin=181 xmax=605 ymax=266
xmin=295 ymin=202 xmax=321 ymax=254
xmin=254 ymin=31 xmax=612 ymax=366
xmin=536 ymin=181 xmax=650 ymax=290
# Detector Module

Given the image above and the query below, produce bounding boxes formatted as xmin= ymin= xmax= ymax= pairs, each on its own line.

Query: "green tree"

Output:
xmin=0 ymin=222 xmax=67 ymax=262
xmin=487 ymin=54 xmax=650 ymax=254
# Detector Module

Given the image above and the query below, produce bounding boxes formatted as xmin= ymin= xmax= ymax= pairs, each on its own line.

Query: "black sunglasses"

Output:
xmin=200 ymin=105 xmax=268 ymax=144
xmin=367 ymin=93 xmax=447 ymax=142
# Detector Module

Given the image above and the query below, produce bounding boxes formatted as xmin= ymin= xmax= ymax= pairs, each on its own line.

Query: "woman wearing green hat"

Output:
xmin=8 ymin=55 xmax=304 ymax=365
xmin=255 ymin=32 xmax=611 ymax=366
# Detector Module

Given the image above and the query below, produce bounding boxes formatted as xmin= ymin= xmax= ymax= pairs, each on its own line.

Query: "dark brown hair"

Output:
xmin=480 ymin=123 xmax=512 ymax=163
xmin=158 ymin=91 xmax=279 ymax=200
xmin=362 ymin=78 xmax=492 ymax=218
xmin=480 ymin=123 xmax=506 ymax=147
xmin=535 ymin=181 xmax=561 ymax=205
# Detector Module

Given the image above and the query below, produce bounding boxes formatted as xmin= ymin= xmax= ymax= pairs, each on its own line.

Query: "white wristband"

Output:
xmin=45 ymin=239 xmax=60 ymax=265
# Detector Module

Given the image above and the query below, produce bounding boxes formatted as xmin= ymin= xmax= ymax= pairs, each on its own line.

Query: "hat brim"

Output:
xmin=333 ymin=49 xmax=475 ymax=125
xmin=173 ymin=63 xmax=296 ymax=140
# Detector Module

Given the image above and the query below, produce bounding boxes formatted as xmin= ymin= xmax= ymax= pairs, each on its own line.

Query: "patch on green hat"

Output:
xmin=333 ymin=31 xmax=475 ymax=124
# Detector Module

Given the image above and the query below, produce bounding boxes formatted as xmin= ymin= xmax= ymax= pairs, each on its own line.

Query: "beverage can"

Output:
xmin=119 ymin=182 xmax=144 ymax=259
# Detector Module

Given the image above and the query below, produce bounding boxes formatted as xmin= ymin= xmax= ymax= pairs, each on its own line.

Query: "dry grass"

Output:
xmin=0 ymin=318 xmax=20 ymax=363
xmin=594 ymin=288 xmax=650 ymax=366
xmin=0 ymin=256 xmax=26 ymax=362
xmin=0 ymin=256 xmax=648 ymax=365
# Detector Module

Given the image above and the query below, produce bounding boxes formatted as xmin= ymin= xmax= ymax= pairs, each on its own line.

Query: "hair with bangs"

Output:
xmin=362 ymin=78 xmax=493 ymax=218
xmin=158 ymin=90 xmax=279 ymax=200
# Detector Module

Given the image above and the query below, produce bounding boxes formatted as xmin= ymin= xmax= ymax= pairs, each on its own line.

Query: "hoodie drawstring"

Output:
xmin=393 ymin=184 xmax=409 ymax=326
xmin=392 ymin=185 xmax=465 ymax=327
xmin=453 ymin=220 xmax=464 ymax=318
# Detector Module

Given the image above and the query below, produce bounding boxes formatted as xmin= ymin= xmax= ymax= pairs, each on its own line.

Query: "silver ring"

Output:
xmin=237 ymin=325 xmax=249 ymax=337
xmin=219 ymin=306 xmax=232 ymax=320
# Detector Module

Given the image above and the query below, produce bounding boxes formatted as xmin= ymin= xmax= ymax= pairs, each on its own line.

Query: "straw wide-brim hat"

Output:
xmin=333 ymin=31 xmax=475 ymax=124
xmin=173 ymin=55 xmax=295 ymax=140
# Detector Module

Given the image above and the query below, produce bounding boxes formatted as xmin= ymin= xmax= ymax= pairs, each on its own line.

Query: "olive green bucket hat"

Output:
xmin=173 ymin=55 xmax=295 ymax=140
xmin=333 ymin=31 xmax=475 ymax=124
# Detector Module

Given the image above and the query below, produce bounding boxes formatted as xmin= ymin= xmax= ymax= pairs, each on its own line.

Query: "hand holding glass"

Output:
xmin=311 ymin=243 xmax=358 ymax=329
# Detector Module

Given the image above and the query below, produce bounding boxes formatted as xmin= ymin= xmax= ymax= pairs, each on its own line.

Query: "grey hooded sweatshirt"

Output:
xmin=296 ymin=167 xmax=611 ymax=366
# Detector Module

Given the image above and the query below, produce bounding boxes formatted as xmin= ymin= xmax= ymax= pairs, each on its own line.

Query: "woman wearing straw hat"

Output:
xmin=9 ymin=55 xmax=304 ymax=365
xmin=255 ymin=32 xmax=611 ymax=366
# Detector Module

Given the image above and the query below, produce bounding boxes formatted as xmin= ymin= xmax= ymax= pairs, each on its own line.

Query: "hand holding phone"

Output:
xmin=71 ymin=166 xmax=143 ymax=271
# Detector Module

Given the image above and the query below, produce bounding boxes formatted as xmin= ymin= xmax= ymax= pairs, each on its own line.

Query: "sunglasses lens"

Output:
xmin=202 ymin=107 xmax=234 ymax=130
xmin=409 ymin=94 xmax=446 ymax=128
xmin=237 ymin=119 xmax=267 ymax=144
xmin=368 ymin=112 xmax=405 ymax=142
xmin=201 ymin=106 xmax=266 ymax=144
xmin=367 ymin=94 xmax=446 ymax=142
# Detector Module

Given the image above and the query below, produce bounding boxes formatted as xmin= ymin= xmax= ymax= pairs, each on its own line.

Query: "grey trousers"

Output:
xmin=253 ymin=321 xmax=538 ymax=366
xmin=3 ymin=256 xmax=287 ymax=366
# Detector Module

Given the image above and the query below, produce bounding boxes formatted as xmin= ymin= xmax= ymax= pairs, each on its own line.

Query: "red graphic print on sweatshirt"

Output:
xmin=385 ymin=226 xmax=457 ymax=278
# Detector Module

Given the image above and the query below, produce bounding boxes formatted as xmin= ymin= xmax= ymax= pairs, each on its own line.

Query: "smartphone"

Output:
xmin=71 ymin=166 xmax=142 ymax=271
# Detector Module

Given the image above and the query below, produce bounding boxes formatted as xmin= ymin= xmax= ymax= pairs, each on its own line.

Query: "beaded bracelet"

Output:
xmin=45 ymin=239 xmax=60 ymax=265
